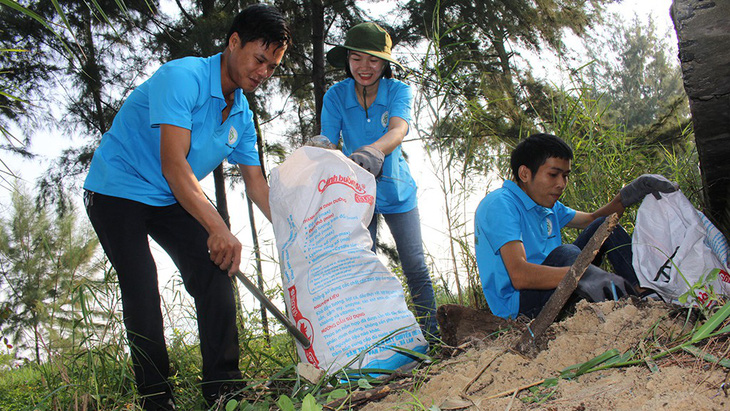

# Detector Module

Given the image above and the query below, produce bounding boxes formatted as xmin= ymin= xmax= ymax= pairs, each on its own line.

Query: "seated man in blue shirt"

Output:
xmin=474 ymin=133 xmax=677 ymax=319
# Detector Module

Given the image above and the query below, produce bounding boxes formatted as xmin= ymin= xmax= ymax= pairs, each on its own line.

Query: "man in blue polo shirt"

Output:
xmin=83 ymin=4 xmax=290 ymax=409
xmin=474 ymin=133 xmax=678 ymax=320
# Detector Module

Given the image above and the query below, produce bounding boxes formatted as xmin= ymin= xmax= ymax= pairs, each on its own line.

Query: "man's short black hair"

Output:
xmin=510 ymin=133 xmax=573 ymax=180
xmin=226 ymin=3 xmax=292 ymax=50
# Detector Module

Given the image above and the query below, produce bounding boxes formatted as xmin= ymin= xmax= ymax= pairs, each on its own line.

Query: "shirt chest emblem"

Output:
xmin=381 ymin=111 xmax=389 ymax=128
xmin=546 ymin=218 xmax=553 ymax=237
xmin=227 ymin=126 xmax=238 ymax=146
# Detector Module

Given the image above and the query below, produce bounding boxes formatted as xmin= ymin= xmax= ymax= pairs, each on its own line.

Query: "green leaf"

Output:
xmin=644 ymin=357 xmax=659 ymax=373
xmin=276 ymin=395 xmax=295 ymax=411
xmin=358 ymin=378 xmax=373 ymax=389
xmin=387 ymin=345 xmax=433 ymax=362
xmin=559 ymin=363 xmax=581 ymax=376
xmin=602 ymin=349 xmax=635 ymax=367
xmin=682 ymin=345 xmax=730 ymax=368
xmin=224 ymin=399 xmax=239 ymax=411
xmin=541 ymin=378 xmax=559 ymax=387
xmin=692 ymin=301 xmax=730 ymax=343
xmin=560 ymin=349 xmax=620 ymax=379
xmin=326 ymin=388 xmax=348 ymax=402
xmin=0 ymin=0 xmax=77 ymax=61
xmin=711 ymin=323 xmax=730 ymax=337
xmin=301 ymin=394 xmax=323 ymax=411
xmin=706 ymin=268 xmax=720 ymax=283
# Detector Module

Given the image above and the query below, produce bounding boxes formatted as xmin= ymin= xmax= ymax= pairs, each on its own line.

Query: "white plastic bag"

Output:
xmin=269 ymin=146 xmax=427 ymax=374
xmin=632 ymin=191 xmax=730 ymax=306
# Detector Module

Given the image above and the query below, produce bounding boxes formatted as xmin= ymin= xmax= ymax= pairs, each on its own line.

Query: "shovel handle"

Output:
xmin=234 ymin=271 xmax=311 ymax=349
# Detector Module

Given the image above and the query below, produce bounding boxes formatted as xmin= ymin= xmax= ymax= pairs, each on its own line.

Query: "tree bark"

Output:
xmin=436 ymin=304 xmax=509 ymax=348
xmin=213 ymin=165 xmax=230 ymax=228
xmin=79 ymin=6 xmax=107 ymax=134
xmin=672 ymin=0 xmax=730 ymax=239
xmin=250 ymin=107 xmax=270 ymax=342
xmin=310 ymin=0 xmax=326 ymax=140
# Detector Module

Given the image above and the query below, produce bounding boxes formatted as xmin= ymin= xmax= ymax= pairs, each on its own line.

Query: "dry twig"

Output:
xmin=484 ymin=379 xmax=546 ymax=401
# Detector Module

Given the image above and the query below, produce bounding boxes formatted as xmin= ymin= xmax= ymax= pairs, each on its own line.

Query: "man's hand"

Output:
xmin=349 ymin=145 xmax=385 ymax=178
xmin=576 ymin=269 xmax=637 ymax=302
xmin=620 ymin=174 xmax=679 ymax=207
xmin=207 ymin=228 xmax=242 ymax=276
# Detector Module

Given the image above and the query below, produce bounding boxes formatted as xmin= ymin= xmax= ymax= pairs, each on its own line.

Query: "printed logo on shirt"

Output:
xmin=381 ymin=111 xmax=389 ymax=128
xmin=546 ymin=218 xmax=553 ymax=237
xmin=227 ymin=126 xmax=238 ymax=146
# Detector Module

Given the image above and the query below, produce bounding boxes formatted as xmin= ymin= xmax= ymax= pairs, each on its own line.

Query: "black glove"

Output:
xmin=349 ymin=146 xmax=385 ymax=178
xmin=576 ymin=268 xmax=637 ymax=303
xmin=619 ymin=174 xmax=679 ymax=207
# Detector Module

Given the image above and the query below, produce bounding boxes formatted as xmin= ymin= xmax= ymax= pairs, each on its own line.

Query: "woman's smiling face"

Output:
xmin=348 ymin=51 xmax=386 ymax=87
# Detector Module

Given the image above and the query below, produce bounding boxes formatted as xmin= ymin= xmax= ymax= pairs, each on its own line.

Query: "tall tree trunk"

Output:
xmin=310 ymin=0 xmax=326 ymax=139
xmin=491 ymin=31 xmax=522 ymax=127
xmin=213 ymin=165 xmax=230 ymax=228
xmin=80 ymin=7 xmax=107 ymax=134
xmin=672 ymin=0 xmax=730 ymax=239
xmin=248 ymin=101 xmax=270 ymax=343
xmin=34 ymin=314 xmax=40 ymax=365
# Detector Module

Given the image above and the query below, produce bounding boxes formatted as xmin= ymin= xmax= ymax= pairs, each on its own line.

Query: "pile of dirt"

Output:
xmin=361 ymin=299 xmax=729 ymax=410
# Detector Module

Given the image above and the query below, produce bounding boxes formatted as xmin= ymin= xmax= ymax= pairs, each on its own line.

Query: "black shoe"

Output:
xmin=203 ymin=382 xmax=246 ymax=409
xmin=141 ymin=395 xmax=176 ymax=411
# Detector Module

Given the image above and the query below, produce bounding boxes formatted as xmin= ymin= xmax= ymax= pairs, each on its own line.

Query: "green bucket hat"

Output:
xmin=326 ymin=22 xmax=403 ymax=70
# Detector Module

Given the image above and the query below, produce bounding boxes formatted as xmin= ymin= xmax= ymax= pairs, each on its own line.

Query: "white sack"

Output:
xmin=632 ymin=190 xmax=730 ymax=306
xmin=269 ymin=146 xmax=427 ymax=374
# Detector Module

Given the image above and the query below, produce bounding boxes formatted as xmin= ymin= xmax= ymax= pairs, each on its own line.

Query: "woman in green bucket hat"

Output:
xmin=319 ymin=22 xmax=439 ymax=339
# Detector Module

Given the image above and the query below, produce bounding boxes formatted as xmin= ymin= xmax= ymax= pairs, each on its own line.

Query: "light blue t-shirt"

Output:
xmin=320 ymin=77 xmax=416 ymax=214
xmin=84 ymin=53 xmax=260 ymax=206
xmin=474 ymin=180 xmax=576 ymax=319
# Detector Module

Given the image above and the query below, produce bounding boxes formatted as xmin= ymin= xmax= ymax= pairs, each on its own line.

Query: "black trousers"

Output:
xmin=85 ymin=191 xmax=241 ymax=400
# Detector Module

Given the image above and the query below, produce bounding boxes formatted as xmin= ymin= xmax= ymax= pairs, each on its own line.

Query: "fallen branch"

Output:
xmin=323 ymin=379 xmax=417 ymax=409
xmin=461 ymin=350 xmax=504 ymax=396
xmin=505 ymin=388 xmax=519 ymax=411
xmin=514 ymin=214 xmax=619 ymax=355
xmin=484 ymin=379 xmax=546 ymax=400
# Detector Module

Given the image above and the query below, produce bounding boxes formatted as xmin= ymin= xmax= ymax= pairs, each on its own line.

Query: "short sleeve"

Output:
xmin=389 ymin=82 xmax=413 ymax=125
xmin=320 ymin=89 xmax=343 ymax=144
xmin=554 ymin=201 xmax=576 ymax=228
xmin=148 ymin=64 xmax=200 ymax=130
xmin=477 ymin=194 xmax=523 ymax=255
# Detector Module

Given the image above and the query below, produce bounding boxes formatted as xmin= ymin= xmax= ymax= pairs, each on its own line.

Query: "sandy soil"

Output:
xmin=361 ymin=299 xmax=729 ymax=410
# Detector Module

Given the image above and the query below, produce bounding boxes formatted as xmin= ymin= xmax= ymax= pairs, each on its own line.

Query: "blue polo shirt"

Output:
xmin=84 ymin=53 xmax=260 ymax=206
xmin=474 ymin=180 xmax=576 ymax=318
xmin=320 ymin=77 xmax=416 ymax=214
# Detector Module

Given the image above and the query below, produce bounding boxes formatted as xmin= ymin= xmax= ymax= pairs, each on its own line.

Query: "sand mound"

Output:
xmin=361 ymin=299 xmax=729 ymax=410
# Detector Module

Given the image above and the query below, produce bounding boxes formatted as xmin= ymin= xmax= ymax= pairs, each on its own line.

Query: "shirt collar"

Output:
xmin=504 ymin=180 xmax=544 ymax=212
xmin=345 ymin=77 xmax=390 ymax=109
xmin=210 ymin=53 xmax=225 ymax=101
xmin=210 ymin=52 xmax=244 ymax=116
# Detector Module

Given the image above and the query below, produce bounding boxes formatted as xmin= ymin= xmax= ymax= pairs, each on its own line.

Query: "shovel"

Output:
xmin=234 ymin=271 xmax=311 ymax=348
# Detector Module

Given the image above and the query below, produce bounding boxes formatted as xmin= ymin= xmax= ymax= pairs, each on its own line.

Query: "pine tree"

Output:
xmin=0 ymin=186 xmax=99 ymax=363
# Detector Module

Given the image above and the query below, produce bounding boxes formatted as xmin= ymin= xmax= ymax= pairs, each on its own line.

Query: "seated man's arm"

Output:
xmin=567 ymin=174 xmax=679 ymax=229
xmin=500 ymin=240 xmax=569 ymax=290
xmin=565 ymin=195 xmax=625 ymax=229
